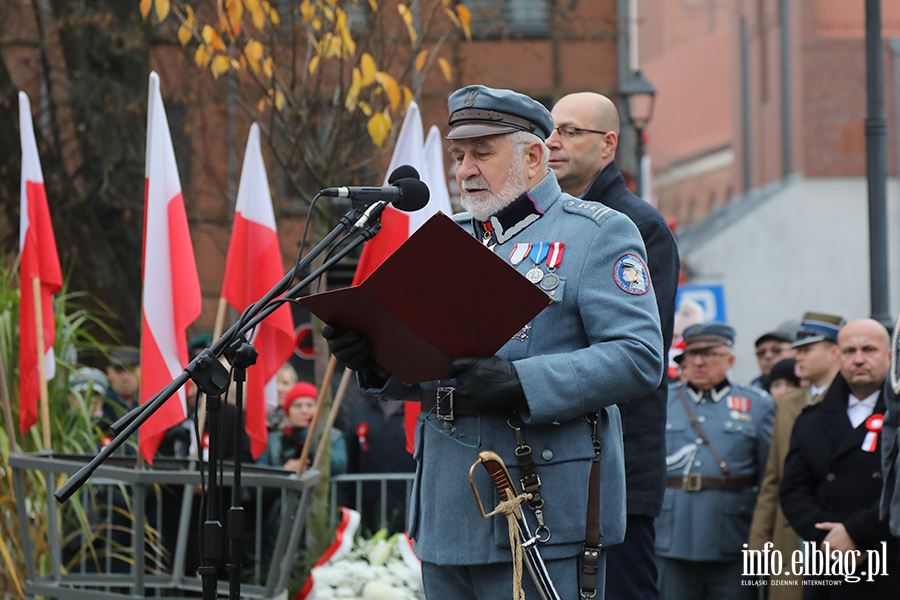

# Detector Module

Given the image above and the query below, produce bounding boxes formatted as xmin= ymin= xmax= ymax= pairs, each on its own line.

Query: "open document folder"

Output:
xmin=299 ymin=213 xmax=551 ymax=384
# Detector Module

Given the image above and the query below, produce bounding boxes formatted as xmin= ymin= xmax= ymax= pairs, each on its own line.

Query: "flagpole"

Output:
xmin=212 ymin=297 xmax=228 ymax=341
xmin=193 ymin=297 xmax=232 ymax=453
xmin=0 ymin=345 xmax=17 ymax=453
xmin=32 ymin=276 xmax=51 ymax=450
xmin=310 ymin=366 xmax=352 ymax=472
xmin=296 ymin=354 xmax=337 ymax=473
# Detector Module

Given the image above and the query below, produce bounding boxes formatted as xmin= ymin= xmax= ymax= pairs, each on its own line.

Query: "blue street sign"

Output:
xmin=676 ymin=283 xmax=727 ymax=323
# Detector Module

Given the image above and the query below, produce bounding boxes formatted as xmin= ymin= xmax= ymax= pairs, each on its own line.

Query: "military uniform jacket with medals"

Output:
xmin=656 ymin=380 xmax=775 ymax=561
xmin=361 ymin=170 xmax=664 ymax=565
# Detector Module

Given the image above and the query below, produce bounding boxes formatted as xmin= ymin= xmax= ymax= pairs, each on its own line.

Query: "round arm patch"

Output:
xmin=614 ymin=253 xmax=650 ymax=295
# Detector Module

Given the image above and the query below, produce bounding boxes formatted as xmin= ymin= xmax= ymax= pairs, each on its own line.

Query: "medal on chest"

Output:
xmin=727 ymin=396 xmax=752 ymax=422
xmin=526 ymin=242 xmax=549 ymax=283
xmin=539 ymin=242 xmax=564 ymax=290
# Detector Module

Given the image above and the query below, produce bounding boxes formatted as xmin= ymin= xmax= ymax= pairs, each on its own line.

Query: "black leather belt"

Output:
xmin=418 ymin=388 xmax=515 ymax=420
xmin=667 ymin=474 xmax=754 ymax=492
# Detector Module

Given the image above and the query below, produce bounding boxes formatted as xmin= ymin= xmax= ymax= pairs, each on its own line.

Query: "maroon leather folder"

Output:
xmin=299 ymin=213 xmax=551 ymax=384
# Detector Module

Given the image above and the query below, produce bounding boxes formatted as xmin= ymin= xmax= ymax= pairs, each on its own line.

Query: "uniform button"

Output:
xmin=567 ymin=200 xmax=575 ymax=207
xmin=666 ymin=423 xmax=673 ymax=430
xmin=725 ymin=422 xmax=733 ymax=428
xmin=694 ymin=461 xmax=702 ymax=467
xmin=826 ymin=473 xmax=836 ymax=482
xmin=873 ymin=472 xmax=883 ymax=480
xmin=695 ymin=437 xmax=704 ymax=445
xmin=736 ymin=425 xmax=743 ymax=431
xmin=697 ymin=415 xmax=706 ymax=423
xmin=542 ymin=450 xmax=554 ymax=461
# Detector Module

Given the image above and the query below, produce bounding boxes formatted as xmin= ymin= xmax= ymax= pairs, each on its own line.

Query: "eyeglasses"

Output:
xmin=683 ymin=349 xmax=730 ymax=361
xmin=553 ymin=126 xmax=608 ymax=139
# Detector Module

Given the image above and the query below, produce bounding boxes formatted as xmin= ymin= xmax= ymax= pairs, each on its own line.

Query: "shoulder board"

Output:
xmin=452 ymin=211 xmax=472 ymax=224
xmin=732 ymin=384 xmax=769 ymax=399
xmin=561 ymin=198 xmax=615 ymax=225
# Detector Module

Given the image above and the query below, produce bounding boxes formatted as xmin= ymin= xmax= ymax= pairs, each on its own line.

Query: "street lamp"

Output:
xmin=620 ymin=70 xmax=657 ymax=198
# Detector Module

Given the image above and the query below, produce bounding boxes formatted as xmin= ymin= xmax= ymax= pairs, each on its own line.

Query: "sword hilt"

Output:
xmin=469 ymin=450 xmax=525 ymax=519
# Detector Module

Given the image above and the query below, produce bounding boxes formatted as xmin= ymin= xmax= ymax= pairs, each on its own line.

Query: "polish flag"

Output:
xmin=18 ymin=91 xmax=62 ymax=435
xmin=221 ymin=123 xmax=296 ymax=459
xmin=350 ymin=102 xmax=452 ymax=453
xmin=139 ymin=72 xmax=202 ymax=463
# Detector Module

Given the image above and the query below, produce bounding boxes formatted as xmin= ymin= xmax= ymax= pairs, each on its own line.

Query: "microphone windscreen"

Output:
xmin=388 ymin=165 xmax=420 ymax=183
xmin=393 ymin=178 xmax=430 ymax=212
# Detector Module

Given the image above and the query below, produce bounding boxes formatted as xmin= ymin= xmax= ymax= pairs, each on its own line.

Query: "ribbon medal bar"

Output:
xmin=509 ymin=243 xmax=532 ymax=266
xmin=526 ymin=242 xmax=550 ymax=283
xmin=540 ymin=242 xmax=564 ymax=291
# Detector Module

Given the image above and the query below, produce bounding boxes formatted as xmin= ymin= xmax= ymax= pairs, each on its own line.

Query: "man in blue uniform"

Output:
xmin=656 ymin=323 xmax=775 ymax=600
xmin=549 ymin=91 xmax=680 ymax=600
xmin=323 ymin=85 xmax=664 ymax=599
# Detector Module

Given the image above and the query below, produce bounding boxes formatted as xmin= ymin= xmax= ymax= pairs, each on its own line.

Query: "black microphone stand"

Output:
xmin=54 ymin=200 xmax=388 ymax=600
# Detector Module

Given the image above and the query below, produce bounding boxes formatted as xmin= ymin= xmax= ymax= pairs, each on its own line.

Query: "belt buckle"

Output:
xmin=682 ymin=473 xmax=702 ymax=492
xmin=436 ymin=387 xmax=454 ymax=421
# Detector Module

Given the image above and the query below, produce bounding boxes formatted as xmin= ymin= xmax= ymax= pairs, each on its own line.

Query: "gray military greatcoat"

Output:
xmin=363 ymin=171 xmax=664 ymax=566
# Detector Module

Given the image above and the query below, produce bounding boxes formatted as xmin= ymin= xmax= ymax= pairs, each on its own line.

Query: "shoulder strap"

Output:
xmin=675 ymin=387 xmax=730 ymax=476
xmin=580 ymin=413 xmax=602 ymax=599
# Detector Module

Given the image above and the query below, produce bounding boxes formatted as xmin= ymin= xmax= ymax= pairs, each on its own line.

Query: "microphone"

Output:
xmin=351 ymin=177 xmax=430 ymax=230
xmin=388 ymin=164 xmax=420 ymax=183
xmin=321 ymin=176 xmax=429 ymax=212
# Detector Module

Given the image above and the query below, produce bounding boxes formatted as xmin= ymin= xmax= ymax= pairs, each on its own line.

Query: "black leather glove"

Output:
xmin=321 ymin=325 xmax=379 ymax=372
xmin=447 ymin=356 xmax=527 ymax=412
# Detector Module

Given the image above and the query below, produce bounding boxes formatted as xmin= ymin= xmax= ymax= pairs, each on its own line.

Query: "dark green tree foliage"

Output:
xmin=1 ymin=0 xmax=151 ymax=343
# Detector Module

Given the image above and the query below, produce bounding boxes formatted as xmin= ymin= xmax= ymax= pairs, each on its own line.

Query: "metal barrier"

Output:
xmin=9 ymin=452 xmax=319 ymax=600
xmin=329 ymin=472 xmax=415 ymax=532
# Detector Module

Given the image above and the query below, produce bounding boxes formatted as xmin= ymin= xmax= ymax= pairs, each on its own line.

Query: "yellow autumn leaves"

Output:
xmin=141 ymin=0 xmax=470 ymax=147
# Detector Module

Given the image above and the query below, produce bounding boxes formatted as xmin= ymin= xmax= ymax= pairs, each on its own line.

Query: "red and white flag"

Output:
xmin=221 ymin=123 xmax=296 ymax=459
xmin=18 ymin=91 xmax=62 ymax=435
xmin=139 ymin=72 xmax=202 ymax=463
xmin=350 ymin=102 xmax=452 ymax=453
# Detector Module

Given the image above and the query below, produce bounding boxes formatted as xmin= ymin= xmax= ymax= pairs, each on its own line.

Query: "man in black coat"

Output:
xmin=781 ymin=318 xmax=900 ymax=598
xmin=549 ymin=92 xmax=680 ymax=600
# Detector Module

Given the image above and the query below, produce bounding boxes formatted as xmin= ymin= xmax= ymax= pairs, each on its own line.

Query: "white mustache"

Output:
xmin=462 ymin=177 xmax=492 ymax=192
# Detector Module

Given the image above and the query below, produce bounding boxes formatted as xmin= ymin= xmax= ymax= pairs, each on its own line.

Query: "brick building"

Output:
xmin=638 ymin=0 xmax=900 ymax=380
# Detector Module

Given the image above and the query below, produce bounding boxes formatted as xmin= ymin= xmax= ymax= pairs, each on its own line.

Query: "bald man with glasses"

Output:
xmin=549 ymin=93 xmax=681 ymax=600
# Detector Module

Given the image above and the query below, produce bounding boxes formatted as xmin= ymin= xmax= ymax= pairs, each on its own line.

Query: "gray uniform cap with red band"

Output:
xmin=446 ymin=84 xmax=554 ymax=141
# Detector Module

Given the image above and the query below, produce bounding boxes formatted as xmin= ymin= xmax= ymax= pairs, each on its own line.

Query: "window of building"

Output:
xmin=466 ymin=0 xmax=551 ymax=38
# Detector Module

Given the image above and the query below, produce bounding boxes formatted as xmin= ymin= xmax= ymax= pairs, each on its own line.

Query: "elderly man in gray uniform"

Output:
xmin=323 ymin=85 xmax=664 ymax=599
xmin=656 ymin=323 xmax=775 ymax=600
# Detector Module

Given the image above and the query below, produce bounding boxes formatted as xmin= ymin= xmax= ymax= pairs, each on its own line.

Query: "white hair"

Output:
xmin=508 ymin=130 xmax=549 ymax=169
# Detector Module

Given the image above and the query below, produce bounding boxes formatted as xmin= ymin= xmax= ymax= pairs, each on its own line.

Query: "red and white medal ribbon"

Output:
xmin=862 ymin=413 xmax=884 ymax=452
xmin=546 ymin=242 xmax=565 ymax=270
xmin=509 ymin=243 xmax=532 ymax=266
xmin=727 ymin=396 xmax=751 ymax=412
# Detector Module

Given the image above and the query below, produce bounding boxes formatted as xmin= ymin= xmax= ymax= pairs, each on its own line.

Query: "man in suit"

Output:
xmin=548 ymin=91 xmax=679 ymax=600
xmin=656 ymin=323 xmax=775 ymax=600
xmin=781 ymin=318 xmax=900 ymax=597
xmin=748 ymin=312 xmax=844 ymax=598
xmin=324 ymin=85 xmax=664 ymax=600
